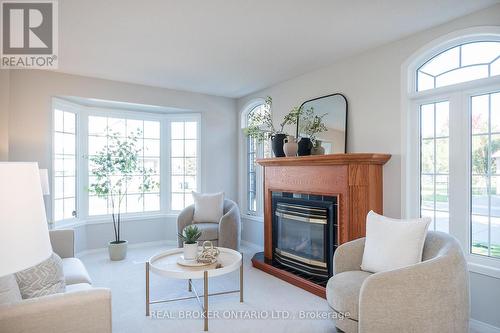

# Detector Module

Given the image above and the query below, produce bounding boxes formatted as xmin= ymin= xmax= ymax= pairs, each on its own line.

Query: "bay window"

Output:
xmin=52 ymin=98 xmax=201 ymax=224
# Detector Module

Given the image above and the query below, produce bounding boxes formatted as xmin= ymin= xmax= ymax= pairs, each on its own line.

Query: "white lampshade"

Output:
xmin=0 ymin=163 xmax=52 ymax=277
xmin=39 ymin=169 xmax=50 ymax=195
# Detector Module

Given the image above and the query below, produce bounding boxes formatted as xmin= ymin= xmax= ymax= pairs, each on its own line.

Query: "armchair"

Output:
xmin=326 ymin=231 xmax=469 ymax=333
xmin=177 ymin=199 xmax=241 ymax=250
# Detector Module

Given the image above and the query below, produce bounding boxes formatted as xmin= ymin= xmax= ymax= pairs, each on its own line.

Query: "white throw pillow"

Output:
xmin=192 ymin=192 xmax=224 ymax=223
xmin=0 ymin=274 xmax=22 ymax=304
xmin=15 ymin=253 xmax=66 ymax=299
xmin=360 ymin=211 xmax=431 ymax=273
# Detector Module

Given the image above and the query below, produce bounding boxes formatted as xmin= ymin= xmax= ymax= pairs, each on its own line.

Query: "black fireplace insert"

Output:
xmin=271 ymin=192 xmax=337 ymax=286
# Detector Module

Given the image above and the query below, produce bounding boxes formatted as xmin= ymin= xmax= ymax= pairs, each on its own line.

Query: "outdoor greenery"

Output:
xmin=472 ymin=242 xmax=500 ymax=258
xmin=178 ymin=225 xmax=202 ymax=244
xmin=87 ymin=128 xmax=159 ymax=243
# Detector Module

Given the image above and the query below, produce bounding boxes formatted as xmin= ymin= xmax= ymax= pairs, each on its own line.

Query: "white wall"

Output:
xmin=0 ymin=70 xmax=9 ymax=161
xmin=237 ymin=5 xmax=500 ymax=329
xmin=6 ymin=70 xmax=238 ymax=251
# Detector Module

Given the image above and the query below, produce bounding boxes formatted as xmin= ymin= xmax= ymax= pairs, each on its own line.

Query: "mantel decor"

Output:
xmin=251 ymin=153 xmax=391 ymax=298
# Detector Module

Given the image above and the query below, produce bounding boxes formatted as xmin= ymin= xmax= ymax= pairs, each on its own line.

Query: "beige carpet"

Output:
xmin=79 ymin=243 xmax=336 ymax=333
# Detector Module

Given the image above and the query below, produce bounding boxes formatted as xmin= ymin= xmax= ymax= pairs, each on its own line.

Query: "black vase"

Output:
xmin=271 ymin=134 xmax=287 ymax=157
xmin=298 ymin=137 xmax=313 ymax=156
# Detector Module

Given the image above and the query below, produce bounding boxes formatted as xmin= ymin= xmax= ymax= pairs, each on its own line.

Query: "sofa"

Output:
xmin=177 ymin=199 xmax=241 ymax=250
xmin=326 ymin=231 xmax=469 ymax=333
xmin=0 ymin=229 xmax=112 ymax=333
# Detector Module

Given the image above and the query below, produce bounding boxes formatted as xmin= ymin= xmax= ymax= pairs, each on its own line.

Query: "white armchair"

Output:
xmin=326 ymin=231 xmax=469 ymax=333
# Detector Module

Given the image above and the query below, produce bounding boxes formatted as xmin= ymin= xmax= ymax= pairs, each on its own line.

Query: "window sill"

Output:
xmin=54 ymin=213 xmax=178 ymax=229
xmin=467 ymin=254 xmax=500 ymax=280
xmin=242 ymin=214 xmax=264 ymax=223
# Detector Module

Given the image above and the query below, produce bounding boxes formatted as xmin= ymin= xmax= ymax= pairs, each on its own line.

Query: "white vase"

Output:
xmin=283 ymin=135 xmax=298 ymax=157
xmin=108 ymin=240 xmax=128 ymax=261
xmin=183 ymin=242 xmax=198 ymax=260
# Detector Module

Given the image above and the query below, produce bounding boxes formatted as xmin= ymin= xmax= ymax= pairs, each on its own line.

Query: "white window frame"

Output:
xmin=51 ymin=98 xmax=201 ymax=227
xmin=402 ymin=26 xmax=500 ymax=278
xmin=239 ymin=98 xmax=267 ymax=218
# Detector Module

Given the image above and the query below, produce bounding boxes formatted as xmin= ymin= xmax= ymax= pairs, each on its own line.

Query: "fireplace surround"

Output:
xmin=251 ymin=153 xmax=391 ymax=298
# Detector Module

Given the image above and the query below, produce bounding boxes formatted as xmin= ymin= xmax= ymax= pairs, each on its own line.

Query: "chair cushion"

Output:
xmin=15 ymin=253 xmax=66 ymax=299
xmin=0 ymin=275 xmax=22 ymax=304
xmin=65 ymin=283 xmax=92 ymax=293
xmin=361 ymin=211 xmax=430 ymax=273
xmin=192 ymin=192 xmax=224 ymax=223
xmin=62 ymin=258 xmax=92 ymax=285
xmin=185 ymin=223 xmax=218 ymax=241
xmin=326 ymin=270 xmax=373 ymax=321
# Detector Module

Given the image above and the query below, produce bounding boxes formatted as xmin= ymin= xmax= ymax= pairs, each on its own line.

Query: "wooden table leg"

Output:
xmin=146 ymin=262 xmax=150 ymax=316
xmin=240 ymin=256 xmax=244 ymax=303
xmin=204 ymin=271 xmax=208 ymax=331
xmin=188 ymin=278 xmax=192 ymax=292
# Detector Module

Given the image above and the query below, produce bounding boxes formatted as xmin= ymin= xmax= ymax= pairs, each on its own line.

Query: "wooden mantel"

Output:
xmin=252 ymin=153 xmax=391 ymax=298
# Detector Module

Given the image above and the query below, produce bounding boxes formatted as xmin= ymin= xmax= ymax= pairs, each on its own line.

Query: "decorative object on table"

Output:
xmin=296 ymin=93 xmax=348 ymax=154
xmin=311 ymin=140 xmax=326 ymax=155
xmin=243 ymin=96 xmax=301 ymax=157
xmin=0 ymin=163 xmax=52 ymax=278
xmin=86 ymin=128 xmax=160 ymax=261
xmin=178 ymin=225 xmax=202 ymax=260
xmin=197 ymin=241 xmax=220 ymax=264
xmin=283 ymin=135 xmax=298 ymax=157
xmin=177 ymin=199 xmax=242 ymax=251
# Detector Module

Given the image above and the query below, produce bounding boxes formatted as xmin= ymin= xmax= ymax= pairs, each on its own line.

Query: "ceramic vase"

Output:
xmin=311 ymin=140 xmax=326 ymax=155
xmin=271 ymin=133 xmax=287 ymax=157
xmin=108 ymin=240 xmax=128 ymax=261
xmin=283 ymin=135 xmax=298 ymax=157
xmin=298 ymin=137 xmax=313 ymax=156
xmin=183 ymin=242 xmax=198 ymax=260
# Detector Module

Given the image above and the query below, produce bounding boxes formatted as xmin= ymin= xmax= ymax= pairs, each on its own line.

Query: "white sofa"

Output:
xmin=0 ymin=229 xmax=112 ymax=333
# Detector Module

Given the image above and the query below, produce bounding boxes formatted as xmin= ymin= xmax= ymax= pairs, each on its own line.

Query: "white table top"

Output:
xmin=148 ymin=247 xmax=242 ymax=279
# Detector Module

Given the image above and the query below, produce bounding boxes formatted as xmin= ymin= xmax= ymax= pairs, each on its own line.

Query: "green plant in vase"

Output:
xmin=179 ymin=225 xmax=202 ymax=260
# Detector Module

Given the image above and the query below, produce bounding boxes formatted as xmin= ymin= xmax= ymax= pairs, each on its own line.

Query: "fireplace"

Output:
xmin=272 ymin=193 xmax=337 ymax=285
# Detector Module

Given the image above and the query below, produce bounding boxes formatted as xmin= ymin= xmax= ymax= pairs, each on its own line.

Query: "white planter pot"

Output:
xmin=108 ymin=240 xmax=128 ymax=261
xmin=183 ymin=242 xmax=198 ymax=260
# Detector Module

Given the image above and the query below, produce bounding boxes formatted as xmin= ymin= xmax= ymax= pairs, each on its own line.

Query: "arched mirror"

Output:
xmin=297 ymin=93 xmax=348 ymax=154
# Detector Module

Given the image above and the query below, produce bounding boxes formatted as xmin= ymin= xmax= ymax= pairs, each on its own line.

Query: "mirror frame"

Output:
xmin=296 ymin=93 xmax=348 ymax=153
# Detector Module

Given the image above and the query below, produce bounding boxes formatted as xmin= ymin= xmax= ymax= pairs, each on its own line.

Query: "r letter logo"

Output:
xmin=1 ymin=0 xmax=58 ymax=68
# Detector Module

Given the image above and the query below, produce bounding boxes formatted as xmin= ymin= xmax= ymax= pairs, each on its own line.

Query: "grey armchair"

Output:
xmin=326 ymin=231 xmax=469 ymax=333
xmin=177 ymin=199 xmax=241 ymax=250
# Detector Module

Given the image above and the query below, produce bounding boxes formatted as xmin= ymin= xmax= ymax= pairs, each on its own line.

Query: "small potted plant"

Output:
xmin=178 ymin=225 xmax=202 ymax=260
xmin=244 ymin=96 xmax=300 ymax=157
xmin=298 ymin=108 xmax=328 ymax=156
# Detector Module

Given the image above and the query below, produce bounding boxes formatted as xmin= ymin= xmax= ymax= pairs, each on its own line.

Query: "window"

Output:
xmin=471 ymin=92 xmax=500 ymax=257
xmin=170 ymin=121 xmax=198 ymax=210
xmin=243 ymin=103 xmax=271 ymax=215
xmin=420 ymin=101 xmax=450 ymax=232
xmin=87 ymin=116 xmax=161 ymax=215
xmin=53 ymin=109 xmax=77 ymax=221
xmin=52 ymin=99 xmax=201 ymax=224
xmin=407 ymin=33 xmax=500 ymax=269
xmin=417 ymin=41 xmax=500 ymax=91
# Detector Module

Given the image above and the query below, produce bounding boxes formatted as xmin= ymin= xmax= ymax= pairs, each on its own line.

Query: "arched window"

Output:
xmin=242 ymin=102 xmax=271 ymax=215
xmin=405 ymin=29 xmax=500 ymax=268
xmin=417 ymin=41 xmax=500 ymax=91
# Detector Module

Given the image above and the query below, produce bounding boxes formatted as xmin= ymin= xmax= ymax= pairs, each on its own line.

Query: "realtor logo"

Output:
xmin=1 ymin=0 xmax=58 ymax=68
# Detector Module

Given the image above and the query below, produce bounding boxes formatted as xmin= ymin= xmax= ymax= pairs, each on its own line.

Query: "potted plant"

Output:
xmin=298 ymin=108 xmax=328 ymax=156
xmin=87 ymin=128 xmax=159 ymax=261
xmin=178 ymin=225 xmax=202 ymax=260
xmin=244 ymin=96 xmax=300 ymax=157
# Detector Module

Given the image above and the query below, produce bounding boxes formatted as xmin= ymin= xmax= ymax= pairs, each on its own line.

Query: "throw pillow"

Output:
xmin=192 ymin=191 xmax=224 ymax=223
xmin=360 ymin=211 xmax=431 ymax=273
xmin=0 ymin=274 xmax=22 ymax=304
xmin=15 ymin=253 xmax=66 ymax=299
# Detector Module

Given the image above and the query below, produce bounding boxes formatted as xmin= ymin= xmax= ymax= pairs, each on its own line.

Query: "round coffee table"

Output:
xmin=145 ymin=247 xmax=243 ymax=331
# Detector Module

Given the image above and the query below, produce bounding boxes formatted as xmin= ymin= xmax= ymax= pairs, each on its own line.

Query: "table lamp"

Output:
xmin=0 ymin=162 xmax=52 ymax=277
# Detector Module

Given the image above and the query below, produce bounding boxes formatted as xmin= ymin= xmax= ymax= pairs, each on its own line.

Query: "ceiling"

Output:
xmin=57 ymin=0 xmax=498 ymax=98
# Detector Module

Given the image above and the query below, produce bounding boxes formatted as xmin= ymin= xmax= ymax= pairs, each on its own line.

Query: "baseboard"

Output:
xmin=76 ymin=240 xmax=177 ymax=257
xmin=471 ymin=319 xmax=500 ymax=333
xmin=241 ymin=240 xmax=264 ymax=253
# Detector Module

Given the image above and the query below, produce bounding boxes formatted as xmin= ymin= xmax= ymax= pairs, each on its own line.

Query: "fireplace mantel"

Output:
xmin=252 ymin=153 xmax=391 ymax=298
